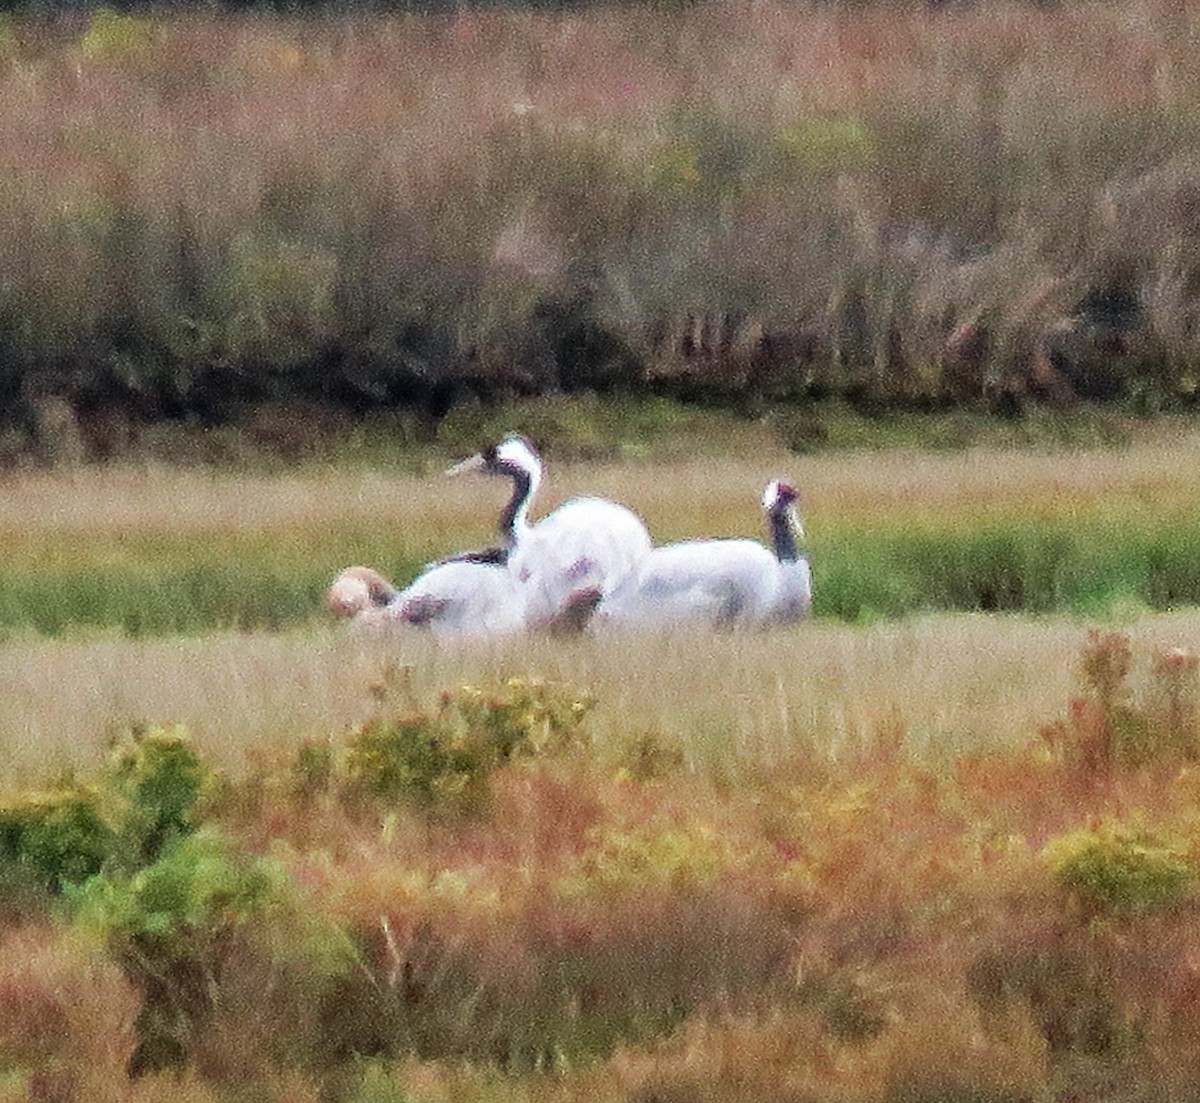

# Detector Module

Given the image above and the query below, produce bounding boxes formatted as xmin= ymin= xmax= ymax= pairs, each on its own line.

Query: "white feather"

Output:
xmin=325 ymin=560 xmax=526 ymax=638
xmin=449 ymin=435 xmax=652 ymax=629
xmin=385 ymin=559 xmax=527 ymax=638
xmin=595 ymin=480 xmax=812 ymax=631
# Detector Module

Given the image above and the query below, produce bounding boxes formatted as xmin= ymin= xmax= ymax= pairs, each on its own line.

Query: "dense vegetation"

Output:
xmin=5 ymin=630 xmax=1200 ymax=1102
xmin=7 ymin=4 xmax=1200 ymax=1098
xmin=2 ymin=1 xmax=1200 ymax=464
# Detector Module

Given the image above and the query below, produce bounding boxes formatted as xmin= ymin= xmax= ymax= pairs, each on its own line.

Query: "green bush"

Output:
xmin=1043 ymin=820 xmax=1192 ymax=916
xmin=106 ymin=724 xmax=214 ymax=868
xmin=70 ymin=829 xmax=307 ymax=1074
xmin=343 ymin=676 xmax=593 ymax=812
xmin=0 ymin=724 xmax=213 ymax=902
xmin=0 ymin=784 xmax=114 ymax=891
xmin=79 ymin=8 xmax=154 ymax=61
xmin=72 ymin=829 xmax=280 ymax=948
xmin=557 ymin=821 xmax=738 ymax=898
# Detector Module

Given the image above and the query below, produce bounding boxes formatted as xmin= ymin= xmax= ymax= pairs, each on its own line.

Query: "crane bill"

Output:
xmin=445 ymin=453 xmax=488 ymax=477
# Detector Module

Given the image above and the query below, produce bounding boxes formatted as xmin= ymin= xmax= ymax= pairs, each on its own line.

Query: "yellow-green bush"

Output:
xmin=106 ymin=724 xmax=215 ymax=868
xmin=79 ymin=8 xmax=154 ymax=61
xmin=1043 ymin=820 xmax=1192 ymax=916
xmin=0 ymin=725 xmax=213 ymax=901
xmin=0 ymin=784 xmax=113 ymax=891
xmin=343 ymin=676 xmax=592 ymax=812
xmin=557 ymin=820 xmax=747 ymax=898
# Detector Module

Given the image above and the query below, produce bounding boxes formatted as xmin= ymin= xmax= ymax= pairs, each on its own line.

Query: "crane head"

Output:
xmin=445 ymin=434 xmax=541 ymax=479
xmin=763 ymin=480 xmax=799 ymax=510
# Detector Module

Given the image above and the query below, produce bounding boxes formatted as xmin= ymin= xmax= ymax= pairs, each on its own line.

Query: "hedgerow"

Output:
xmin=3 ymin=3 xmax=1200 ymax=465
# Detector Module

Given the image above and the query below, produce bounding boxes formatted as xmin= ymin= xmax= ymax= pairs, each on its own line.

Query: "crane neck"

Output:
xmin=498 ymin=464 xmax=537 ymax=547
xmin=769 ymin=505 xmax=803 ymax=563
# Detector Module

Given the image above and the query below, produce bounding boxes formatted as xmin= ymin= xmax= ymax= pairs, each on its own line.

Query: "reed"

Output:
xmin=0 ymin=2 xmax=1199 ymax=422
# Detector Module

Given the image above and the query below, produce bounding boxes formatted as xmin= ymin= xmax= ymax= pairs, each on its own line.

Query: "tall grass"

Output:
xmin=4 ymin=437 xmax=1200 ymax=1100
xmin=9 ymin=607 xmax=1200 ymax=783
xmin=1 ymin=1 xmax=1200 ymax=430
xmin=8 ymin=619 xmax=1200 ymax=1099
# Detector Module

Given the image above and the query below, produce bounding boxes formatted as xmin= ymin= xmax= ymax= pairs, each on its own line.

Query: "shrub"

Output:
xmin=0 ymin=783 xmax=114 ymax=892
xmin=106 ymin=723 xmax=215 ymax=868
xmin=70 ymin=829 xmax=283 ymax=989
xmin=1041 ymin=633 xmax=1200 ymax=773
xmin=344 ymin=715 xmax=486 ymax=809
xmin=1043 ymin=820 xmax=1192 ymax=916
xmin=0 ymin=723 xmax=217 ymax=913
xmin=557 ymin=820 xmax=740 ymax=898
xmin=79 ymin=8 xmax=155 ymax=61
xmin=71 ymin=828 xmax=352 ymax=1078
xmin=343 ymin=675 xmax=593 ymax=812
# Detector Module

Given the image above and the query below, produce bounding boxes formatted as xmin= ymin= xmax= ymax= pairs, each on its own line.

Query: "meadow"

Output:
xmin=4 ymin=424 xmax=1200 ymax=1101
xmin=7 ymin=0 xmax=1200 ymax=1095
xmin=3 ymin=406 xmax=1200 ymax=638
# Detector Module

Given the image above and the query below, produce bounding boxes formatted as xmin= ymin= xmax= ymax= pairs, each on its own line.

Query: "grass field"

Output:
xmin=4 ymin=427 xmax=1200 ymax=1101
xmin=4 ymin=413 xmax=1200 ymax=633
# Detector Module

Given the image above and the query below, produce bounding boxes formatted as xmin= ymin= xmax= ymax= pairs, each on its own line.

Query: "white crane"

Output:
xmin=447 ymin=434 xmax=652 ymax=628
xmin=324 ymin=554 xmax=528 ymax=638
xmin=593 ymin=480 xmax=812 ymax=631
xmin=325 ymin=548 xmax=601 ymax=639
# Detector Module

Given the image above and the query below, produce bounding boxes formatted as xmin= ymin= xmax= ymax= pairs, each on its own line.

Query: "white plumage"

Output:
xmin=388 ymin=559 xmax=528 ymax=637
xmin=447 ymin=435 xmax=652 ymax=629
xmin=594 ymin=480 xmax=812 ymax=631
xmin=324 ymin=558 xmax=527 ymax=638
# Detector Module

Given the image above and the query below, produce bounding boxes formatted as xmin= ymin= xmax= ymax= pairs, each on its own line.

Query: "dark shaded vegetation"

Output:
xmin=2 ymin=3 xmax=1200 ymax=466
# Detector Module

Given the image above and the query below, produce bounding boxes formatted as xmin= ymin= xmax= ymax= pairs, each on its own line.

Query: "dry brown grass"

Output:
xmin=3 ymin=420 xmax=1199 ymax=542
xmin=4 ymin=433 xmax=1200 ymax=780
xmin=9 ymin=606 xmax=1200 ymax=786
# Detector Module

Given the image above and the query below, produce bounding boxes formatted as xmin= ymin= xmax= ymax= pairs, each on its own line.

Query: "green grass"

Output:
xmin=0 ymin=529 xmax=433 ymax=638
xmin=0 ymin=414 xmax=1197 ymax=638
xmin=5 ymin=510 xmax=1200 ymax=637
xmin=3 ymin=447 xmax=1200 ymax=636
xmin=815 ymin=513 xmax=1200 ymax=623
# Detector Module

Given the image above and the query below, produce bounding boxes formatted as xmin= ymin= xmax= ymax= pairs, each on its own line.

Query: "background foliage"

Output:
xmin=2 ymin=0 xmax=1200 ymax=467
